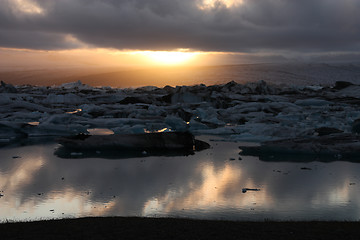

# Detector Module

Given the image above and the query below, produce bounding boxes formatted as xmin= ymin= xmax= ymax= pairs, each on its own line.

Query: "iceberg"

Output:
xmin=240 ymin=133 xmax=360 ymax=161
xmin=57 ymin=131 xmax=210 ymax=151
xmin=55 ymin=132 xmax=210 ymax=159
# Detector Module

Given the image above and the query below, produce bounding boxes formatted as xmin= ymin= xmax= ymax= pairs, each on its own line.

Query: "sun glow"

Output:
xmin=1 ymin=47 xmax=241 ymax=70
xmin=198 ymin=0 xmax=243 ymax=10
xmin=12 ymin=0 xmax=45 ymax=15
xmin=137 ymin=51 xmax=198 ymax=65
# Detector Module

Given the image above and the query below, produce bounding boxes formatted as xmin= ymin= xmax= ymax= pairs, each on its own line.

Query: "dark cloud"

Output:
xmin=0 ymin=29 xmax=84 ymax=50
xmin=0 ymin=0 xmax=359 ymax=54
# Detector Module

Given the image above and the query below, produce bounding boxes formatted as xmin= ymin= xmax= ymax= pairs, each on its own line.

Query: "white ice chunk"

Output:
xmin=0 ymin=94 xmax=11 ymax=104
xmin=112 ymin=124 xmax=146 ymax=134
xmin=337 ymin=85 xmax=360 ymax=98
xmin=294 ymin=99 xmax=332 ymax=106
xmin=58 ymin=80 xmax=92 ymax=90
xmin=304 ymin=85 xmax=323 ymax=91
xmin=44 ymin=93 xmax=87 ymax=104
xmin=171 ymin=91 xmax=203 ymax=103
xmin=189 ymin=119 xmax=209 ymax=131
xmin=32 ymin=123 xmax=88 ymax=136
xmin=165 ymin=116 xmax=188 ymax=131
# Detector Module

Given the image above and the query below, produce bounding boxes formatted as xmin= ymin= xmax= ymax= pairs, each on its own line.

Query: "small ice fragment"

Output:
xmin=142 ymin=151 xmax=147 ymax=155
xmin=305 ymin=85 xmax=323 ymax=91
xmin=242 ymin=188 xmax=260 ymax=193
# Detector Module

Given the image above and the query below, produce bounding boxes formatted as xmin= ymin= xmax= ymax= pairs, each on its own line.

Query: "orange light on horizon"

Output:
xmin=133 ymin=50 xmax=199 ymax=66
xmin=0 ymin=47 xmax=243 ymax=69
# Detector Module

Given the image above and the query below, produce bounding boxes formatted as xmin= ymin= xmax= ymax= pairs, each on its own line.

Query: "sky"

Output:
xmin=1 ymin=0 xmax=360 ymax=68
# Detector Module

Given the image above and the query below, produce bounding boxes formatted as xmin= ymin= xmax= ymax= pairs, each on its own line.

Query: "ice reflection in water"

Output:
xmin=27 ymin=122 xmax=40 ymax=126
xmin=0 ymin=137 xmax=360 ymax=221
xmin=87 ymin=128 xmax=114 ymax=135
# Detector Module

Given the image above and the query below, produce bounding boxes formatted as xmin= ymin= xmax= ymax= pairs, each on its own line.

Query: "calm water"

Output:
xmin=1 ymin=136 xmax=360 ymax=222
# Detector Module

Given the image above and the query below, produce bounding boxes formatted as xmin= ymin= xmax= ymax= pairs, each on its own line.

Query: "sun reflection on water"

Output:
xmin=1 ymin=141 xmax=360 ymax=221
xmin=143 ymin=161 xmax=273 ymax=217
xmin=87 ymin=128 xmax=114 ymax=135
xmin=0 ymin=157 xmax=44 ymax=192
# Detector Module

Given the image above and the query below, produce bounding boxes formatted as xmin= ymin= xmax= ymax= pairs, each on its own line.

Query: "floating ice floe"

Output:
xmin=57 ymin=132 xmax=209 ymax=151
xmin=245 ymin=133 xmax=360 ymax=155
xmin=55 ymin=132 xmax=210 ymax=159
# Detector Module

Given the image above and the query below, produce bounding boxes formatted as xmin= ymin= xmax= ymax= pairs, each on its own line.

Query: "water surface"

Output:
xmin=1 ymin=137 xmax=360 ymax=221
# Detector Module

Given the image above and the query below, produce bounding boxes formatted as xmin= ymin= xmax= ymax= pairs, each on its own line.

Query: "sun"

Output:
xmin=138 ymin=51 xmax=198 ymax=65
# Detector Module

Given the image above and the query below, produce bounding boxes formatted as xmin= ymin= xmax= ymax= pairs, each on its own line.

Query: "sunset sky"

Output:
xmin=1 ymin=0 xmax=360 ymax=68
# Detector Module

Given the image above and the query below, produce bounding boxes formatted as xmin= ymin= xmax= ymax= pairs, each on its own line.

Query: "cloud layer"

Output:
xmin=1 ymin=0 xmax=360 ymax=53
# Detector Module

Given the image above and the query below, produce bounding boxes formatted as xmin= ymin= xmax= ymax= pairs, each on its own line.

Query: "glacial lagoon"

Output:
xmin=1 ymin=136 xmax=360 ymax=222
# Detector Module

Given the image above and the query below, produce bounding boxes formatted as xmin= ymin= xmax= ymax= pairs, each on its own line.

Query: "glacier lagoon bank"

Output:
xmin=2 ymin=80 xmax=360 ymax=221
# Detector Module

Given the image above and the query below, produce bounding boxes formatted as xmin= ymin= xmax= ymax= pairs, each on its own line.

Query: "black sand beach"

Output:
xmin=1 ymin=217 xmax=360 ymax=240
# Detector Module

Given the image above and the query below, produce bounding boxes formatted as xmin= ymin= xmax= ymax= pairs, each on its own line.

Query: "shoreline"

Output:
xmin=1 ymin=217 xmax=360 ymax=240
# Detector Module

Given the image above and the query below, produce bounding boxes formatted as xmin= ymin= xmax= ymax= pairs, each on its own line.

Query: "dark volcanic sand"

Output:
xmin=1 ymin=217 xmax=360 ymax=240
